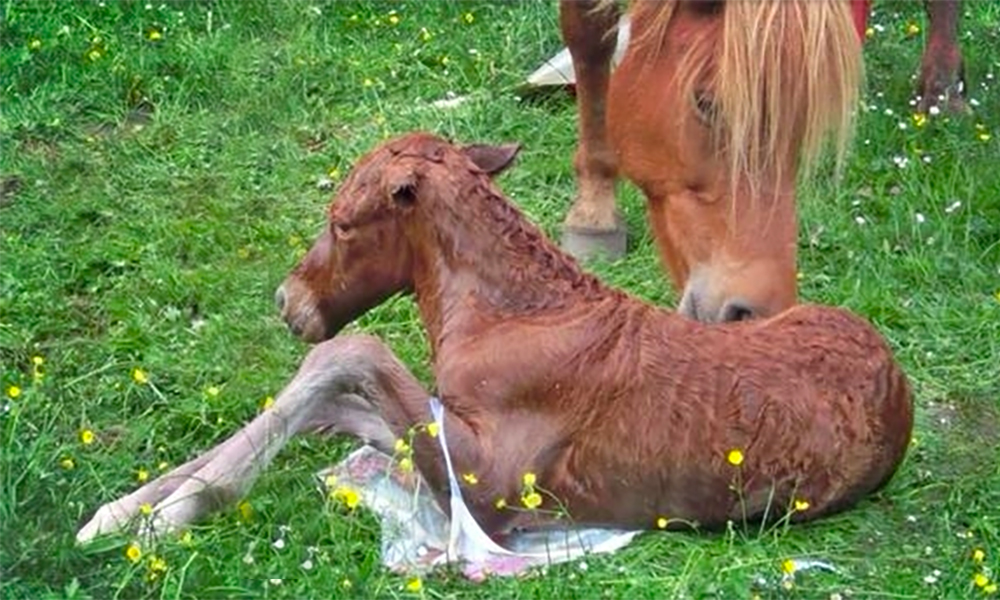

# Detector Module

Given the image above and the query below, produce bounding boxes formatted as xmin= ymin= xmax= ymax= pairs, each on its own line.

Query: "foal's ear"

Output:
xmin=461 ymin=143 xmax=521 ymax=177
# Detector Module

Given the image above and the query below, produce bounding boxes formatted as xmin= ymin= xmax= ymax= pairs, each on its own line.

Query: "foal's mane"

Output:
xmin=396 ymin=135 xmax=611 ymax=309
xmin=629 ymin=0 xmax=862 ymax=192
xmin=456 ymin=166 xmax=610 ymax=305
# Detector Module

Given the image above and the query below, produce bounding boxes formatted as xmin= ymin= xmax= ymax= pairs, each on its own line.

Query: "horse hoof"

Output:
xmin=77 ymin=499 xmax=140 ymax=544
xmin=561 ymin=224 xmax=627 ymax=262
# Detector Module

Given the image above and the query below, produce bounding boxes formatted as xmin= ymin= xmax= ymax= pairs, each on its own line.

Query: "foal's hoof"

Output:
xmin=561 ymin=224 xmax=627 ymax=262
xmin=76 ymin=498 xmax=140 ymax=544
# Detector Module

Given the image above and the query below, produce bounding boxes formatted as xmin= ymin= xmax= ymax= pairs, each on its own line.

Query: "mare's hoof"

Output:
xmin=916 ymin=94 xmax=970 ymax=115
xmin=561 ymin=224 xmax=627 ymax=262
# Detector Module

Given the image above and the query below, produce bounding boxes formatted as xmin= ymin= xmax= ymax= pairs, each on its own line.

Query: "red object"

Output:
xmin=851 ymin=0 xmax=872 ymax=41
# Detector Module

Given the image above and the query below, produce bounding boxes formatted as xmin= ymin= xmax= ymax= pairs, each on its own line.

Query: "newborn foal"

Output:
xmin=78 ymin=133 xmax=913 ymax=547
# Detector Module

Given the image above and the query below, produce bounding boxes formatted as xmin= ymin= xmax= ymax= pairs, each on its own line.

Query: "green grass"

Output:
xmin=1 ymin=0 xmax=999 ymax=598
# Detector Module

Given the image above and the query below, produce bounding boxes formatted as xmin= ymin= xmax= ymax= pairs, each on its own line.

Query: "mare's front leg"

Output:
xmin=76 ymin=335 xmax=423 ymax=543
xmin=917 ymin=0 xmax=967 ymax=113
xmin=559 ymin=0 xmax=626 ymax=261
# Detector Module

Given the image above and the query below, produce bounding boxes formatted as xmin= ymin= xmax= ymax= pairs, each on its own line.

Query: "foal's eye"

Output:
xmin=693 ymin=90 xmax=718 ymax=124
xmin=332 ymin=222 xmax=353 ymax=239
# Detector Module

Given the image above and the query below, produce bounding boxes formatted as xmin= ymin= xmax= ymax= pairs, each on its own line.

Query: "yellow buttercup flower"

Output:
xmin=495 ymin=497 xmax=507 ymax=510
xmin=462 ymin=12 xmax=474 ymax=24
xmin=394 ymin=438 xmax=410 ymax=455
xmin=865 ymin=26 xmax=874 ymax=39
xmin=6 ymin=385 xmax=20 ymax=399
xmin=425 ymin=422 xmax=439 ymax=438
xmin=131 ymin=367 xmax=149 ymax=385
xmin=32 ymin=356 xmax=44 ymax=367
xmin=60 ymin=457 xmax=75 ymax=470
xmin=726 ymin=449 xmax=744 ymax=466
xmin=905 ymin=22 xmax=920 ymax=37
xmin=985 ymin=583 xmax=998 ymax=594
xmin=136 ymin=468 xmax=149 ymax=483
xmin=793 ymin=499 xmax=810 ymax=512
xmin=976 ymin=573 xmax=991 ymax=588
xmin=656 ymin=516 xmax=668 ymax=529
xmin=332 ymin=486 xmax=361 ymax=509
xmin=462 ymin=472 xmax=478 ymax=485
xmin=260 ymin=396 xmax=274 ymax=411
xmin=238 ymin=500 xmax=253 ymax=522
xmin=522 ymin=472 xmax=537 ymax=487
xmin=205 ymin=385 xmax=220 ymax=398
xmin=973 ymin=548 xmax=986 ymax=563
xmin=126 ymin=543 xmax=142 ymax=563
xmin=405 ymin=577 xmax=422 ymax=592
xmin=149 ymin=555 xmax=167 ymax=572
xmin=398 ymin=457 xmax=413 ymax=473
xmin=781 ymin=559 xmax=796 ymax=574
xmin=521 ymin=491 xmax=542 ymax=509
xmin=28 ymin=38 xmax=42 ymax=50
xmin=912 ymin=112 xmax=927 ymax=128
xmin=140 ymin=502 xmax=153 ymax=516
xmin=79 ymin=429 xmax=95 ymax=445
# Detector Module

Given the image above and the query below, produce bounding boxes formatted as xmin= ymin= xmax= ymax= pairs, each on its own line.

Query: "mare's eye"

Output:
xmin=693 ymin=90 xmax=718 ymax=124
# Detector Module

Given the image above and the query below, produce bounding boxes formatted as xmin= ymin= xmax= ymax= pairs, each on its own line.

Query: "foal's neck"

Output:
xmin=410 ymin=176 xmax=612 ymax=345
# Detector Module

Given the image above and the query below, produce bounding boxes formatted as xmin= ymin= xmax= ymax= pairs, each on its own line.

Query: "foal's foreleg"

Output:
xmin=559 ymin=0 xmax=626 ymax=260
xmin=76 ymin=335 xmax=412 ymax=543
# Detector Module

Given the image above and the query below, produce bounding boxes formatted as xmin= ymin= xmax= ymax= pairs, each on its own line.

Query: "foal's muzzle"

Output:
xmin=274 ymin=281 xmax=326 ymax=342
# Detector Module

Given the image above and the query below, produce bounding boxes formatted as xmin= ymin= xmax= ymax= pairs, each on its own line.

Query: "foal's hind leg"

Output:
xmin=917 ymin=0 xmax=967 ymax=114
xmin=76 ymin=335 xmax=421 ymax=543
xmin=559 ymin=0 xmax=627 ymax=261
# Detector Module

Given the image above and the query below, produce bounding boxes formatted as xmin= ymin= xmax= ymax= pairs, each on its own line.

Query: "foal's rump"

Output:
xmin=548 ymin=303 xmax=913 ymax=530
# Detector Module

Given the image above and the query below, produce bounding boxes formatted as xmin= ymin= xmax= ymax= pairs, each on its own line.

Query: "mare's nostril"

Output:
xmin=274 ymin=286 xmax=286 ymax=312
xmin=720 ymin=300 xmax=756 ymax=322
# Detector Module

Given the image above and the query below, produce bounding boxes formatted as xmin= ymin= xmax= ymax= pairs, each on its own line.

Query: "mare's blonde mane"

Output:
xmin=628 ymin=0 xmax=863 ymax=193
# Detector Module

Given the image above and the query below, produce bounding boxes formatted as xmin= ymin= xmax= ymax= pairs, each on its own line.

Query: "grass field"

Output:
xmin=2 ymin=1 xmax=999 ymax=598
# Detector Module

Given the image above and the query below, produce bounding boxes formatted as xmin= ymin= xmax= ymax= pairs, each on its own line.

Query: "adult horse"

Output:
xmin=77 ymin=133 xmax=913 ymax=549
xmin=558 ymin=0 xmax=965 ymax=323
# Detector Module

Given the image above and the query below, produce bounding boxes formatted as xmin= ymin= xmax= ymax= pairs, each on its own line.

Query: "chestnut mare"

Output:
xmin=77 ymin=133 xmax=913 ymax=547
xmin=559 ymin=0 xmax=966 ymax=323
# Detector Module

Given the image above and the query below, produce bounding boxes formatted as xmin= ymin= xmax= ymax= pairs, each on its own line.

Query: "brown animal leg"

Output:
xmin=76 ymin=335 xmax=466 ymax=543
xmin=559 ymin=0 xmax=627 ymax=261
xmin=917 ymin=0 xmax=967 ymax=113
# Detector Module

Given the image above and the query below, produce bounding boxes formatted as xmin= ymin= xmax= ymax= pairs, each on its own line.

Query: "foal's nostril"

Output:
xmin=274 ymin=286 xmax=286 ymax=312
xmin=720 ymin=300 xmax=756 ymax=322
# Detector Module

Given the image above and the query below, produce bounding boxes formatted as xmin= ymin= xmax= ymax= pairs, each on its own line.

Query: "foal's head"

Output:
xmin=275 ymin=133 xmax=520 ymax=342
xmin=612 ymin=0 xmax=861 ymax=321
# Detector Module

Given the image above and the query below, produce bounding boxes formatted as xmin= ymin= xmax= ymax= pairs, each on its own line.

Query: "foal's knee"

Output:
xmin=300 ymin=334 xmax=395 ymax=372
